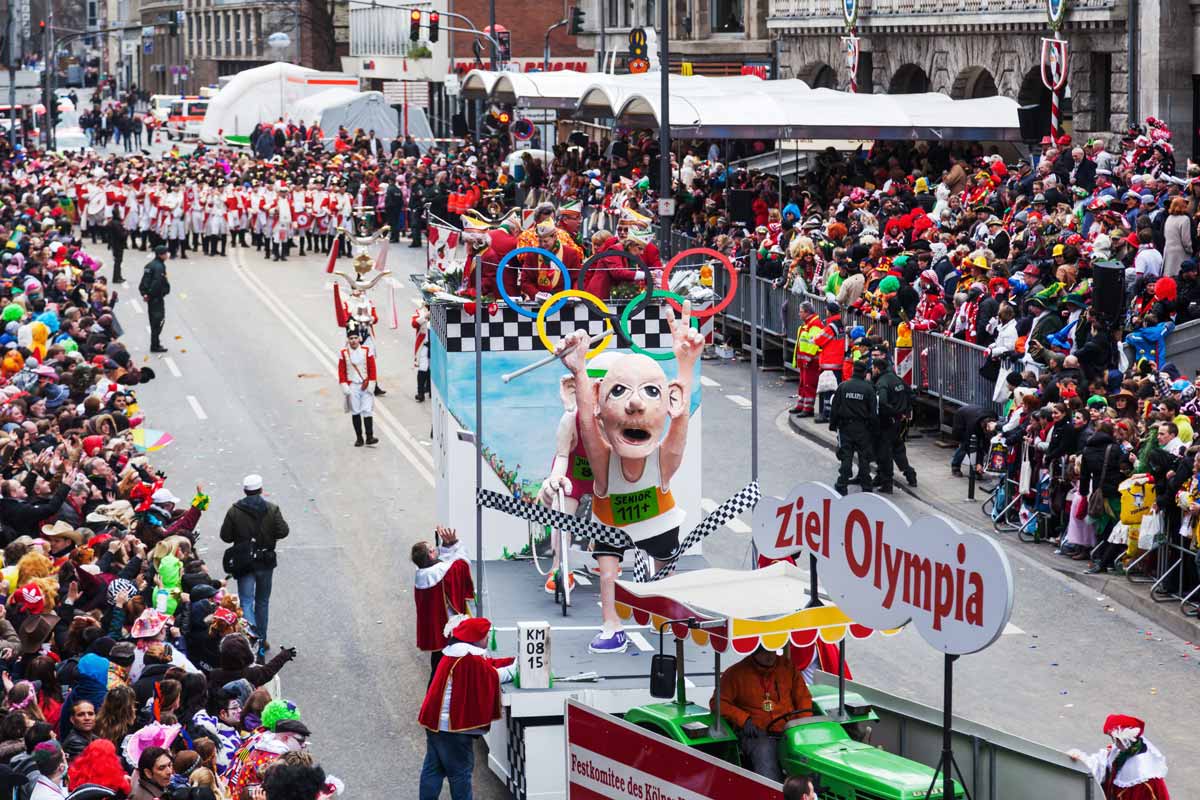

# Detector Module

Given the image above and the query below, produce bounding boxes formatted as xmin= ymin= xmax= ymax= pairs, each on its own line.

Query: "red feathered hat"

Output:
xmin=451 ymin=616 xmax=491 ymax=643
xmin=1102 ymin=714 xmax=1145 ymax=737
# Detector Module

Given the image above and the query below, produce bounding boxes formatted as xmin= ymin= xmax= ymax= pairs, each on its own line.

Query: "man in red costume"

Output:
xmin=520 ymin=219 xmax=582 ymax=299
xmin=418 ymin=616 xmax=516 ymax=800
xmin=461 ymin=222 xmax=519 ymax=298
xmin=411 ymin=525 xmax=474 ymax=673
xmin=1069 ymin=714 xmax=1169 ymax=799
xmin=813 ymin=301 xmax=845 ymax=423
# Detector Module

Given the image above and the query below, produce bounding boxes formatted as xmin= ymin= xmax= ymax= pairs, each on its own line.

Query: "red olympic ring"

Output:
xmin=658 ymin=247 xmax=737 ymax=319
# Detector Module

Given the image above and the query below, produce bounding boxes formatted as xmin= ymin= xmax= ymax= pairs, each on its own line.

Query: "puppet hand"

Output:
xmin=539 ymin=476 xmax=573 ymax=506
xmin=666 ymin=301 xmax=705 ymax=367
xmin=557 ymin=329 xmax=589 ymax=375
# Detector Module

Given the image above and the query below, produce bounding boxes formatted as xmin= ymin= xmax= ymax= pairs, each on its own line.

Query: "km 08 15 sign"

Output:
xmin=752 ymin=482 xmax=1014 ymax=655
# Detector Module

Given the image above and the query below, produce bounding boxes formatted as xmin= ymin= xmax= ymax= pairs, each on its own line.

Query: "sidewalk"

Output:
xmin=787 ymin=413 xmax=1200 ymax=644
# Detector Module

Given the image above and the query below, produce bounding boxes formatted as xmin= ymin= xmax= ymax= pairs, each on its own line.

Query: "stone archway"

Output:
xmin=952 ymin=65 xmax=999 ymax=99
xmin=1018 ymin=65 xmax=1053 ymax=139
xmin=797 ymin=61 xmax=837 ymax=89
xmin=889 ymin=63 xmax=930 ymax=94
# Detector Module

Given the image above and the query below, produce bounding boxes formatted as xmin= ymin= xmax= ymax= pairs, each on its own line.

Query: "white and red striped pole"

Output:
xmin=1050 ymin=88 xmax=1060 ymax=140
xmin=843 ymin=35 xmax=860 ymax=94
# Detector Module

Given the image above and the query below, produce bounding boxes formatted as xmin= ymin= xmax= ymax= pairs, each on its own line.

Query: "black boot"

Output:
xmin=298 ymin=236 xmax=306 ymax=256
xmin=201 ymin=236 xmax=211 ymax=256
xmin=364 ymin=416 xmax=378 ymax=446
xmin=193 ymin=233 xmax=202 ymax=250
xmin=168 ymin=239 xmax=178 ymax=258
xmin=220 ymin=235 xmax=227 ymax=256
xmin=178 ymin=238 xmax=188 ymax=259
xmin=251 ymin=232 xmax=260 ymax=248
xmin=272 ymin=242 xmax=281 ymax=261
xmin=281 ymin=242 xmax=290 ymax=261
xmin=352 ymin=414 xmax=364 ymax=446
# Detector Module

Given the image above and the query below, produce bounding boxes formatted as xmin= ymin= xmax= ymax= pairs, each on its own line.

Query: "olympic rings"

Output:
xmin=658 ymin=248 xmax=738 ymax=319
xmin=535 ymin=290 xmax=615 ymax=360
xmin=619 ymin=289 xmax=699 ymax=361
xmin=574 ymin=247 xmax=649 ymax=303
xmin=496 ymin=247 xmax=571 ymax=319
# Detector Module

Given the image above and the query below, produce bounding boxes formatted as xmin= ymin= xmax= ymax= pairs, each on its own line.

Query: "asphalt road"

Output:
xmin=104 ymin=233 xmax=1200 ymax=796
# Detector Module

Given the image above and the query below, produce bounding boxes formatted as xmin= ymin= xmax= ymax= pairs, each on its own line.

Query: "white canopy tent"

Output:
xmin=199 ymin=62 xmax=360 ymax=143
xmin=292 ymin=89 xmax=410 ymax=148
xmin=461 ymin=69 xmax=1022 ymax=141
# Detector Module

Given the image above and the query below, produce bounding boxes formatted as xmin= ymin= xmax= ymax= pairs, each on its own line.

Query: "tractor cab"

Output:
xmin=616 ymin=563 xmax=965 ymax=800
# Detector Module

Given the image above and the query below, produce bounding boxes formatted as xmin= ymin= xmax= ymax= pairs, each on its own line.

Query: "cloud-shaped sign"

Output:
xmin=752 ymin=482 xmax=1014 ymax=655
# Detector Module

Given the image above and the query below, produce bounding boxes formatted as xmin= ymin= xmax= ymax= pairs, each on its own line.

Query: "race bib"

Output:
xmin=609 ymin=486 xmax=659 ymax=526
xmin=570 ymin=455 xmax=593 ymax=482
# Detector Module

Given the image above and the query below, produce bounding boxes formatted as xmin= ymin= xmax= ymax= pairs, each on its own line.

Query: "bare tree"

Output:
xmin=258 ymin=0 xmax=346 ymax=71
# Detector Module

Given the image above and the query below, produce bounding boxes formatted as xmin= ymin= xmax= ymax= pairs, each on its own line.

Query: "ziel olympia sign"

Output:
xmin=752 ymin=482 xmax=1014 ymax=655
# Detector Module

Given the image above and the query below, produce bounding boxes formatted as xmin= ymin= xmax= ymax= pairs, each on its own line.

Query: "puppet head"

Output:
xmin=592 ymin=353 xmax=685 ymax=460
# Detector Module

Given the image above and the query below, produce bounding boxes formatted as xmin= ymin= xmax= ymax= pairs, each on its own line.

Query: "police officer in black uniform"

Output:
xmin=139 ymin=244 xmax=171 ymax=353
xmin=829 ymin=360 xmax=877 ymax=495
xmin=871 ymin=356 xmax=918 ymax=493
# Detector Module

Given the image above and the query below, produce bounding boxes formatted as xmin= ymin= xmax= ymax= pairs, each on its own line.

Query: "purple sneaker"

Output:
xmin=589 ymin=629 xmax=629 ymax=654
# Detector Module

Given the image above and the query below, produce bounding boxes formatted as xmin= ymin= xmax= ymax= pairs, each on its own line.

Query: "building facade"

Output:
xmin=185 ymin=0 xmax=348 ymax=90
xmin=138 ymin=0 xmax=185 ymax=94
xmin=767 ymin=0 xmax=1194 ymax=159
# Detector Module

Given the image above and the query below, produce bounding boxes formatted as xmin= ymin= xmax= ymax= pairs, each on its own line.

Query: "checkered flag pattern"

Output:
xmin=649 ymin=481 xmax=760 ymax=582
xmin=477 ymin=481 xmax=761 ymax=583
xmin=436 ymin=301 xmax=673 ymax=353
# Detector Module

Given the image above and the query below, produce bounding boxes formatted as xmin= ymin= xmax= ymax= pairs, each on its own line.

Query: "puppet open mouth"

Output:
xmin=621 ymin=428 xmax=652 ymax=444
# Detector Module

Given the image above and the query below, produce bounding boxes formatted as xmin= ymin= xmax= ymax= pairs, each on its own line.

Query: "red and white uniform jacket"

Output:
xmin=337 ymin=345 xmax=377 ymax=387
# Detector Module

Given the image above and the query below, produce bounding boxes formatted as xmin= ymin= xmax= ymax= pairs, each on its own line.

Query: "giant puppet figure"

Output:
xmin=554 ymin=303 xmax=704 ymax=653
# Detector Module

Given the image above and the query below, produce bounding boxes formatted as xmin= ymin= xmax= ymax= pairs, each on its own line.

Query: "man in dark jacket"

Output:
xmin=0 ymin=477 xmax=70 ymax=539
xmin=871 ymin=357 xmax=917 ymax=492
xmin=829 ymin=361 xmax=878 ymax=495
xmin=950 ymin=404 xmax=998 ymax=477
xmin=219 ymin=474 xmax=289 ymax=658
xmin=138 ymin=245 xmax=170 ymax=353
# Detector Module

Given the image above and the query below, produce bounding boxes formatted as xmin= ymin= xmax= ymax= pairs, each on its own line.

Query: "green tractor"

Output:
xmin=625 ymin=683 xmax=963 ymax=800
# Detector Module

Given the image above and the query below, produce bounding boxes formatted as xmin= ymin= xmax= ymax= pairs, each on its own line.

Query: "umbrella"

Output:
xmin=130 ymin=429 xmax=174 ymax=452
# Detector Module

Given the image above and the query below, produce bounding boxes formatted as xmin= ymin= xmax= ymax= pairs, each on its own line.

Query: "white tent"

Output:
xmin=292 ymin=89 xmax=402 ymax=145
xmin=460 ymin=69 xmax=1022 ymax=142
xmin=198 ymin=62 xmax=359 ymax=143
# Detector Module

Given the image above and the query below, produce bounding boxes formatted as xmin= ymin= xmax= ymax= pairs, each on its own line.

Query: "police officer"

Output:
xmin=139 ymin=244 xmax=171 ymax=353
xmin=871 ymin=357 xmax=918 ymax=493
xmin=829 ymin=360 xmax=877 ymax=495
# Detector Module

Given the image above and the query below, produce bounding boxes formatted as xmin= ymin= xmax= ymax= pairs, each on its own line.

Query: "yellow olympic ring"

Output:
xmin=536 ymin=289 xmax=615 ymax=361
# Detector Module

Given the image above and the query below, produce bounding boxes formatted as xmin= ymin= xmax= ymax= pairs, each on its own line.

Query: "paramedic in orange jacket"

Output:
xmin=712 ymin=646 xmax=813 ymax=782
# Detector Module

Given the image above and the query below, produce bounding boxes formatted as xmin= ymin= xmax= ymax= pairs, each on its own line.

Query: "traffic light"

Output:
xmin=569 ymin=6 xmax=585 ymax=35
xmin=409 ymin=9 xmax=421 ymax=41
xmin=428 ymin=11 xmax=439 ymax=42
xmin=169 ymin=17 xmax=178 ymax=36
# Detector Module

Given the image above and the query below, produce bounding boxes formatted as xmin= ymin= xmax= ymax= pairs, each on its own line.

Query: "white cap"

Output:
xmin=242 ymin=474 xmax=263 ymax=492
xmin=151 ymin=487 xmax=181 ymax=506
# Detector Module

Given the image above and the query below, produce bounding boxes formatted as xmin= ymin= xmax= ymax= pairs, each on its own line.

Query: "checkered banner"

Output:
xmin=477 ymin=481 xmax=760 ymax=582
xmin=438 ymin=302 xmax=675 ymax=353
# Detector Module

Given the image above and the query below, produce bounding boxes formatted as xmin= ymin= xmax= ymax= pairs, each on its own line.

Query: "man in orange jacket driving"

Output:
xmin=711 ymin=646 xmax=813 ymax=781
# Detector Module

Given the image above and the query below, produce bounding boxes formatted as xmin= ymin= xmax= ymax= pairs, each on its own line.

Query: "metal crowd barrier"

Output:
xmin=671 ymin=230 xmax=1004 ymax=415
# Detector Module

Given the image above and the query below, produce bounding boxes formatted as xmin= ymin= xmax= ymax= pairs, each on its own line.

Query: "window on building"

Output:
xmin=204 ymin=13 xmax=211 ymax=57
xmin=234 ymin=13 xmax=241 ymax=56
xmin=214 ymin=13 xmax=221 ymax=56
xmin=1091 ymin=52 xmax=1111 ymax=132
xmin=646 ymin=0 xmax=655 ymax=25
xmin=711 ymin=0 xmax=743 ymax=32
xmin=858 ymin=51 xmax=873 ymax=94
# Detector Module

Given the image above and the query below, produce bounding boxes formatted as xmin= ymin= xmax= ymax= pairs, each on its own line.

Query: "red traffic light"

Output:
xmin=38 ymin=20 xmax=45 ymax=28
xmin=428 ymin=11 xmax=439 ymax=42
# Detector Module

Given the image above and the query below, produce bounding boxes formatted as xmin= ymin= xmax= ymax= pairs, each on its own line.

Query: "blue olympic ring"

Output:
xmin=496 ymin=247 xmax=571 ymax=319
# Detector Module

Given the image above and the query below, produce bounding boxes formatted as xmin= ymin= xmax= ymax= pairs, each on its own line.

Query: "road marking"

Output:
xmin=163 ymin=357 xmax=182 ymax=377
xmin=572 ymin=573 xmax=592 ymax=587
xmin=235 ymin=249 xmax=435 ymax=474
xmin=1002 ymin=622 xmax=1025 ymax=635
xmin=726 ymin=394 xmax=752 ymax=408
xmin=186 ymin=395 xmax=207 ymax=420
xmin=128 ymin=297 xmax=143 ymax=314
xmin=702 ymin=497 xmax=750 ymax=533
xmin=699 ymin=375 xmax=720 ymax=388
xmin=228 ymin=250 xmax=436 ymax=486
xmin=627 ymin=631 xmax=654 ymax=652
xmin=726 ymin=517 xmax=751 ymax=534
